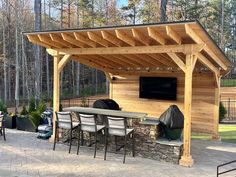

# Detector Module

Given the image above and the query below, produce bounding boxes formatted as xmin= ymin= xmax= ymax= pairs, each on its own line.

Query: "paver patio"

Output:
xmin=0 ymin=129 xmax=235 ymax=177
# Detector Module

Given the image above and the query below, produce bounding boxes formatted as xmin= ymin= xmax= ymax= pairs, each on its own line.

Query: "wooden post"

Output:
xmin=49 ymin=52 xmax=60 ymax=142
xmin=212 ymin=76 xmax=221 ymax=140
xmin=179 ymin=54 xmax=194 ymax=167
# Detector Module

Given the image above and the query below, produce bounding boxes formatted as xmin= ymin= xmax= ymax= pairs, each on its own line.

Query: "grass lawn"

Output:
xmin=192 ymin=124 xmax=236 ymax=144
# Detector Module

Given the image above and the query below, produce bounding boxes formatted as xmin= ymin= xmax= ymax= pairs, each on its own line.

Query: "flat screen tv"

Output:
xmin=139 ymin=77 xmax=177 ymax=100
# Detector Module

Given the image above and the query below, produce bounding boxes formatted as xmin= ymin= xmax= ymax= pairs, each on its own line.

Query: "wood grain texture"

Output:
xmin=111 ymin=72 xmax=216 ymax=134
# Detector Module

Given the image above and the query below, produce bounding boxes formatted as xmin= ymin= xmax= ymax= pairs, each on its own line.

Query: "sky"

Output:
xmin=118 ymin=0 xmax=128 ymax=7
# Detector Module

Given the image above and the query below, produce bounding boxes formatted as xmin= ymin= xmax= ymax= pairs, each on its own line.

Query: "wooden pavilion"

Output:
xmin=25 ymin=20 xmax=231 ymax=167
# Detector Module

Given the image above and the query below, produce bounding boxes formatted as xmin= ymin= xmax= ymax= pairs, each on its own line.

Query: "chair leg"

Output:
xmin=104 ymin=129 xmax=108 ymax=160
xmin=81 ymin=130 xmax=84 ymax=146
xmin=94 ymin=132 xmax=97 ymax=158
xmin=115 ymin=136 xmax=118 ymax=152
xmin=132 ymin=133 xmax=135 ymax=157
xmin=77 ymin=129 xmax=80 ymax=155
xmin=3 ymin=127 xmax=6 ymax=141
xmin=123 ymin=136 xmax=127 ymax=164
xmin=53 ymin=126 xmax=57 ymax=151
xmin=69 ymin=129 xmax=72 ymax=153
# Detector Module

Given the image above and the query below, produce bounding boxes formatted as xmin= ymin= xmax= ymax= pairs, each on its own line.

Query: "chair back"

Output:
xmin=55 ymin=112 xmax=72 ymax=129
xmin=107 ymin=116 xmax=127 ymax=136
xmin=79 ymin=114 xmax=97 ymax=132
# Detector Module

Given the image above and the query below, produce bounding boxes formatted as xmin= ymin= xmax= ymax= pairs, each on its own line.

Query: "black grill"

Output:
xmin=93 ymin=99 xmax=120 ymax=110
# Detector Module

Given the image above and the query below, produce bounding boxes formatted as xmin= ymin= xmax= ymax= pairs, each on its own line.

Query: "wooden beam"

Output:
xmin=192 ymin=55 xmax=198 ymax=72
xmin=49 ymin=33 xmax=73 ymax=48
xmin=58 ymin=54 xmax=71 ymax=72
xmin=61 ymin=33 xmax=85 ymax=48
xmin=115 ymin=30 xmax=136 ymax=46
xmin=185 ymin=24 xmax=227 ymax=70
xmin=179 ymin=54 xmax=194 ymax=167
xmin=101 ymin=31 xmax=122 ymax=47
xmin=212 ymin=74 xmax=221 ymax=140
xmin=51 ymin=52 xmax=60 ymax=142
xmin=38 ymin=34 xmax=62 ymax=48
xmin=87 ymin=32 xmax=109 ymax=47
xmin=74 ymin=32 xmax=96 ymax=47
xmin=167 ymin=53 xmax=186 ymax=72
xmin=47 ymin=49 xmax=67 ymax=56
xmin=166 ymin=26 xmax=181 ymax=44
xmin=56 ymin=44 xmax=204 ymax=55
xmin=27 ymin=35 xmax=51 ymax=48
xmin=147 ymin=27 xmax=165 ymax=45
xmin=197 ymin=53 xmax=220 ymax=76
xmin=132 ymin=28 xmax=149 ymax=46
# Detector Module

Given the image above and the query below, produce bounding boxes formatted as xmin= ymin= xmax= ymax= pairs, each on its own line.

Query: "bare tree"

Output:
xmin=160 ymin=0 xmax=168 ymax=22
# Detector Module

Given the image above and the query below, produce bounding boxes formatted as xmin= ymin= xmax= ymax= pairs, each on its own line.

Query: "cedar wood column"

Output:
xmin=179 ymin=54 xmax=194 ymax=167
xmin=212 ymin=76 xmax=221 ymax=140
xmin=50 ymin=53 xmax=60 ymax=142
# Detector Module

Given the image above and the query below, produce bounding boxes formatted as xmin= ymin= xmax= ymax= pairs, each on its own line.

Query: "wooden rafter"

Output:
xmin=56 ymin=44 xmax=204 ymax=55
xmin=27 ymin=35 xmax=51 ymax=48
xmin=61 ymin=33 xmax=85 ymax=48
xmin=87 ymin=32 xmax=109 ymax=47
xmin=101 ymin=31 xmax=122 ymax=47
xmin=131 ymin=28 xmax=149 ymax=46
xmin=49 ymin=33 xmax=73 ymax=48
xmin=166 ymin=26 xmax=181 ymax=44
xmin=185 ymin=24 xmax=227 ymax=70
xmin=115 ymin=30 xmax=136 ymax=46
xmin=147 ymin=27 xmax=165 ymax=45
xmin=74 ymin=32 xmax=96 ymax=47
xmin=38 ymin=34 xmax=62 ymax=48
xmin=98 ymin=55 xmax=128 ymax=68
xmin=111 ymin=55 xmax=138 ymax=67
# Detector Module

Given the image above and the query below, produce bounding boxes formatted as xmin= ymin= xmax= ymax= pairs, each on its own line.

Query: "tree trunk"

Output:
xmin=160 ymin=0 xmax=168 ymax=22
xmin=34 ymin=0 xmax=42 ymax=101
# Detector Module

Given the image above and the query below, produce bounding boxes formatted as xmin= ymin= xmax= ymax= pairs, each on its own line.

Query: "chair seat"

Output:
xmin=81 ymin=124 xmax=105 ymax=132
xmin=58 ymin=122 xmax=79 ymax=129
xmin=109 ymin=128 xmax=134 ymax=136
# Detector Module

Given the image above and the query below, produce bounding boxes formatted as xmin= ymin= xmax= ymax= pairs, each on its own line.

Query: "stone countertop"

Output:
xmin=139 ymin=117 xmax=160 ymax=125
xmin=156 ymin=138 xmax=183 ymax=147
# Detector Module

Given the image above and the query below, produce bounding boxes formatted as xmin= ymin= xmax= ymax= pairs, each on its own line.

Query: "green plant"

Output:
xmin=0 ymin=99 xmax=7 ymax=114
xmin=20 ymin=106 xmax=28 ymax=116
xmin=29 ymin=111 xmax=41 ymax=128
xmin=80 ymin=96 xmax=89 ymax=107
xmin=37 ymin=99 xmax=47 ymax=114
xmin=219 ymin=102 xmax=227 ymax=122
xmin=28 ymin=97 xmax=36 ymax=113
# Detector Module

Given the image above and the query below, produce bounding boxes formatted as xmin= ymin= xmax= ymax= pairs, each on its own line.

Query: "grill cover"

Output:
xmin=159 ymin=105 xmax=184 ymax=129
xmin=93 ymin=99 xmax=120 ymax=110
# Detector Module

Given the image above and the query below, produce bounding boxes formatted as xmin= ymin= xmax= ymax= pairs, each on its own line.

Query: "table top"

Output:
xmin=63 ymin=107 xmax=147 ymax=119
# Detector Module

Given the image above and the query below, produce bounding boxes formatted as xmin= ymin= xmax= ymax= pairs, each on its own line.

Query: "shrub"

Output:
xmin=20 ymin=106 xmax=28 ymax=116
xmin=0 ymin=99 xmax=7 ymax=114
xmin=29 ymin=111 xmax=41 ymax=128
xmin=38 ymin=99 xmax=47 ymax=114
xmin=80 ymin=96 xmax=89 ymax=107
xmin=28 ymin=97 xmax=36 ymax=113
xmin=219 ymin=102 xmax=227 ymax=122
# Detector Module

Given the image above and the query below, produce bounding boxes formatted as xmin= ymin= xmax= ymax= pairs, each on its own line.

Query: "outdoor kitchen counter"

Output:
xmin=63 ymin=106 xmax=147 ymax=119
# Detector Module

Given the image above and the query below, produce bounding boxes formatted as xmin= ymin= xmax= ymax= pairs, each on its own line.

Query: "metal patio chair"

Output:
xmin=0 ymin=115 xmax=6 ymax=141
xmin=53 ymin=112 xmax=79 ymax=153
xmin=104 ymin=116 xmax=135 ymax=164
xmin=77 ymin=114 xmax=105 ymax=158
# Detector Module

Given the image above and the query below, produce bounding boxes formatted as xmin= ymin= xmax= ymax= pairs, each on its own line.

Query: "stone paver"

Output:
xmin=0 ymin=129 xmax=236 ymax=177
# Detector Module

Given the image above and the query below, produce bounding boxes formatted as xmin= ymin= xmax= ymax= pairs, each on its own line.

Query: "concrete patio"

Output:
xmin=0 ymin=129 xmax=235 ymax=177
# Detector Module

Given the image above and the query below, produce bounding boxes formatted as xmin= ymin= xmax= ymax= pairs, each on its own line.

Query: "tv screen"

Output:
xmin=139 ymin=77 xmax=177 ymax=100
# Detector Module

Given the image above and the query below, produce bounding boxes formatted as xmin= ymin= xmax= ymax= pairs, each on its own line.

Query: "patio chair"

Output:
xmin=104 ymin=116 xmax=135 ymax=164
xmin=77 ymin=114 xmax=105 ymax=158
xmin=0 ymin=115 xmax=6 ymax=141
xmin=53 ymin=112 xmax=79 ymax=153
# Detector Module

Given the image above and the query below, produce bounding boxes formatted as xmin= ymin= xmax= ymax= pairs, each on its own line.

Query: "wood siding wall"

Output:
xmin=111 ymin=72 xmax=216 ymax=134
xmin=220 ymin=87 xmax=236 ymax=100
